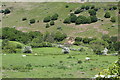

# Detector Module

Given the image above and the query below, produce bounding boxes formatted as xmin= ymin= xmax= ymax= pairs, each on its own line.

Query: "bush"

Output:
xmin=91 ymin=5 xmax=95 ymax=9
xmin=112 ymin=6 xmax=117 ymax=10
xmin=94 ymin=8 xmax=98 ymax=11
xmin=85 ymin=5 xmax=90 ymax=10
xmin=4 ymin=8 xmax=11 ymax=14
xmin=81 ymin=5 xmax=85 ymax=9
xmin=63 ymin=17 xmax=71 ymax=24
xmin=54 ymin=31 xmax=67 ymax=42
xmin=30 ymin=19 xmax=35 ymax=24
xmin=75 ymin=18 xmax=83 ymax=25
xmin=75 ymin=37 xmax=82 ymax=42
xmin=46 ymin=23 xmax=50 ymax=28
xmin=51 ymin=13 xmax=58 ymax=20
xmin=65 ymin=5 xmax=69 ymax=8
xmin=23 ymin=46 xmax=32 ymax=53
xmin=50 ymin=21 xmax=55 ymax=25
xmin=110 ymin=17 xmax=116 ymax=22
xmin=22 ymin=17 xmax=27 ymax=21
xmin=78 ymin=60 xmax=82 ymax=64
xmin=74 ymin=9 xmax=82 ymax=14
xmin=83 ymin=38 xmax=93 ymax=44
xmin=90 ymin=16 xmax=98 ymax=22
xmin=104 ymin=12 xmax=111 ymax=18
xmin=16 ymin=44 xmax=22 ymax=49
xmin=73 ymin=41 xmax=82 ymax=46
xmin=88 ymin=9 xmax=96 ymax=16
xmin=43 ymin=16 xmax=51 ymax=22
xmin=102 ymin=34 xmax=111 ymax=43
xmin=70 ymin=14 xmax=77 ymax=23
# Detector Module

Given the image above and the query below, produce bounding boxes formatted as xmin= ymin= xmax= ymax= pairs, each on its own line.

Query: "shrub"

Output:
xmin=63 ymin=17 xmax=71 ymax=24
xmin=88 ymin=9 xmax=96 ymax=16
xmin=110 ymin=17 xmax=116 ymax=22
xmin=78 ymin=60 xmax=82 ymax=64
xmin=4 ymin=8 xmax=11 ymax=14
xmin=85 ymin=5 xmax=90 ymax=10
xmin=16 ymin=44 xmax=22 ymax=49
xmin=94 ymin=8 xmax=98 ymax=11
xmin=50 ymin=21 xmax=55 ymax=25
xmin=110 ymin=36 xmax=117 ymax=42
xmin=90 ymin=16 xmax=98 ymax=22
xmin=86 ymin=16 xmax=91 ymax=23
xmin=73 ymin=41 xmax=82 ymax=46
xmin=75 ymin=18 xmax=83 ymax=25
xmin=74 ymin=9 xmax=82 ymax=14
xmin=54 ymin=31 xmax=67 ymax=42
xmin=104 ymin=12 xmax=111 ymax=18
xmin=75 ymin=37 xmax=82 ymax=42
xmin=65 ymin=5 xmax=69 ymax=8
xmin=51 ymin=13 xmax=58 ymax=20
xmin=43 ymin=16 xmax=51 ymax=22
xmin=81 ymin=5 xmax=85 ymax=9
xmin=102 ymin=34 xmax=111 ymax=43
xmin=46 ymin=23 xmax=50 ymax=28
xmin=30 ymin=19 xmax=35 ymax=24
xmin=83 ymin=38 xmax=92 ymax=44
xmin=112 ymin=6 xmax=117 ymax=10
xmin=91 ymin=5 xmax=95 ymax=9
xmin=22 ymin=17 xmax=27 ymax=21
xmin=23 ymin=46 xmax=32 ymax=53
xmin=70 ymin=14 xmax=77 ymax=23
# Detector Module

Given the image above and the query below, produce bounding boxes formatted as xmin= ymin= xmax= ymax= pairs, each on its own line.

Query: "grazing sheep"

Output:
xmin=22 ymin=55 xmax=26 ymax=57
xmin=34 ymin=53 xmax=38 ymax=56
xmin=85 ymin=57 xmax=90 ymax=61
xmin=62 ymin=47 xmax=70 ymax=54
xmin=3 ymin=54 xmax=6 ymax=55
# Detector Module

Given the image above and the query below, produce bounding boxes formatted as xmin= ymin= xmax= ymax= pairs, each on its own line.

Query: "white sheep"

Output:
xmin=85 ymin=57 xmax=90 ymax=60
xmin=22 ymin=55 xmax=26 ymax=57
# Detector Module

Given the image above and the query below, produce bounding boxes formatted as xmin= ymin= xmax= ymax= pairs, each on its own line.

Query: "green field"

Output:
xmin=2 ymin=47 xmax=118 ymax=78
xmin=1 ymin=2 xmax=119 ymax=78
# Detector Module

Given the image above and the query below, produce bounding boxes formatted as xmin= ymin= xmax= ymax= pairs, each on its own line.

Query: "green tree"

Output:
xmin=46 ymin=23 xmax=50 ymax=28
xmin=88 ymin=9 xmax=96 ymax=16
xmin=54 ymin=31 xmax=67 ymax=42
xmin=4 ymin=8 xmax=10 ymax=14
xmin=30 ymin=19 xmax=35 ymax=24
xmin=90 ymin=16 xmax=98 ymax=22
xmin=51 ymin=13 xmax=58 ymax=20
xmin=74 ymin=9 xmax=82 ymax=14
xmin=110 ymin=17 xmax=116 ymax=22
xmin=91 ymin=5 xmax=95 ymax=9
xmin=43 ymin=16 xmax=51 ymax=22
xmin=63 ymin=17 xmax=71 ymax=24
xmin=112 ymin=6 xmax=117 ymax=10
xmin=50 ymin=21 xmax=55 ymax=25
xmin=70 ymin=14 xmax=77 ymax=23
xmin=81 ymin=5 xmax=85 ymax=9
xmin=75 ymin=37 xmax=82 ymax=42
xmin=104 ymin=12 xmax=111 ymax=18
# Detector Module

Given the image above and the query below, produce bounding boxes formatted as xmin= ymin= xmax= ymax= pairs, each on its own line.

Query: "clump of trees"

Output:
xmin=43 ymin=13 xmax=58 ymax=28
xmin=0 ymin=8 xmax=11 ymax=14
xmin=63 ymin=7 xmax=98 ymax=25
xmin=73 ymin=35 xmax=119 ymax=54
xmin=63 ymin=14 xmax=97 ymax=25
xmin=2 ymin=27 xmax=67 ymax=50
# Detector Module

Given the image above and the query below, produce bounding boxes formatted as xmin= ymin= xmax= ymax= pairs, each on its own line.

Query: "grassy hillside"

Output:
xmin=2 ymin=2 xmax=118 ymax=38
